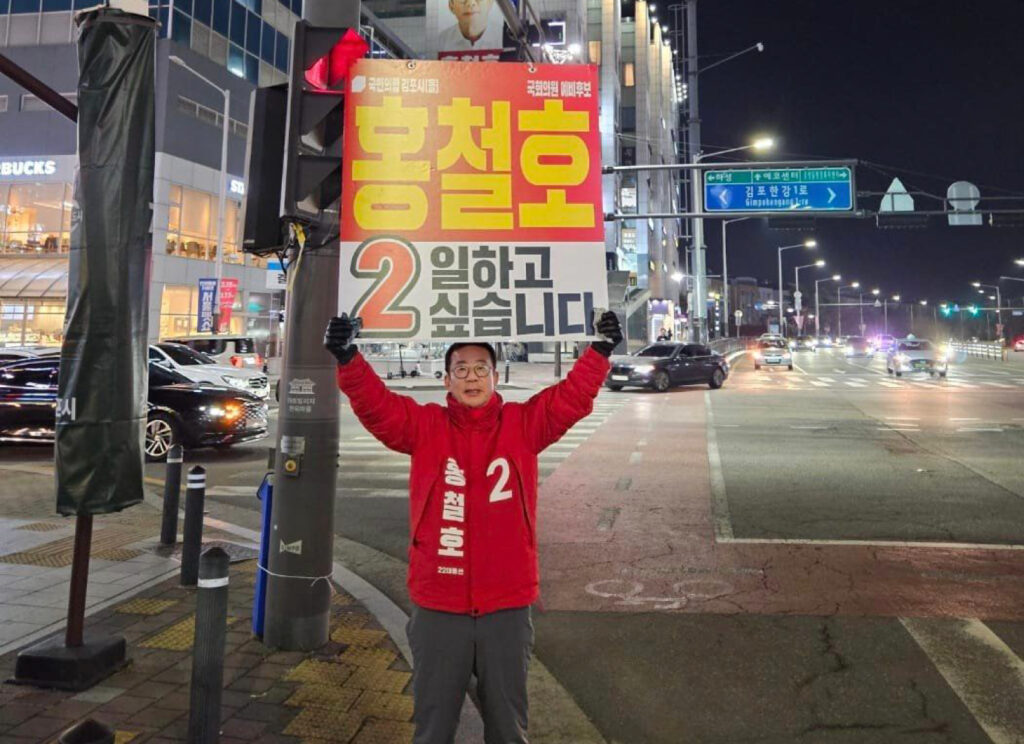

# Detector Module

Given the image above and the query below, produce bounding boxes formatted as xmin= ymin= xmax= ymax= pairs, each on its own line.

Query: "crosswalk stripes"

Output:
xmin=336 ymin=397 xmax=628 ymax=498
xmin=737 ymin=372 xmax=1024 ymax=392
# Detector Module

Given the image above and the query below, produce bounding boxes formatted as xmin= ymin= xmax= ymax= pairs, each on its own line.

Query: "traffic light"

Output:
xmin=241 ymin=84 xmax=288 ymax=253
xmin=940 ymin=305 xmax=952 ymax=317
xmin=968 ymin=305 xmax=979 ymax=316
xmin=281 ymin=23 xmax=368 ymax=225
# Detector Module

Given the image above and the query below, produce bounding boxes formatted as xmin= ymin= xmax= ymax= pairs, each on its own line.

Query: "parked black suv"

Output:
xmin=0 ymin=358 xmax=267 ymax=460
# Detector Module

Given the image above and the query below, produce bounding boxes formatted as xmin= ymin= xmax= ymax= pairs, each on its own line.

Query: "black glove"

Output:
xmin=591 ymin=311 xmax=623 ymax=357
xmin=324 ymin=314 xmax=360 ymax=365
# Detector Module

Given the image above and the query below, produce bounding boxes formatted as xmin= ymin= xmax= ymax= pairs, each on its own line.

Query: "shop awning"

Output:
xmin=0 ymin=257 xmax=69 ymax=300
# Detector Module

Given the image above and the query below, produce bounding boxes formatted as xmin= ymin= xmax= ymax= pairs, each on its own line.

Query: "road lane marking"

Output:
xmin=982 ymin=381 xmax=1015 ymax=388
xmin=950 ymin=417 xmax=980 ymax=421
xmin=816 ymin=376 xmax=834 ymax=382
xmin=843 ymin=380 xmax=867 ymax=387
xmin=885 ymin=416 xmax=920 ymax=420
xmin=810 ymin=380 xmax=829 ymax=387
xmin=956 ymin=427 xmax=1004 ymax=433
xmin=901 ymin=617 xmax=1024 ymax=744
xmin=704 ymin=391 xmax=734 ymax=541
xmin=791 ymin=425 xmax=828 ymax=430
xmin=717 ymin=536 xmax=1024 ymax=550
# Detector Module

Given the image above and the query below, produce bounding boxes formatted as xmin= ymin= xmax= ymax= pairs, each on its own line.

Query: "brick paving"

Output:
xmin=0 ymin=559 xmax=415 ymax=743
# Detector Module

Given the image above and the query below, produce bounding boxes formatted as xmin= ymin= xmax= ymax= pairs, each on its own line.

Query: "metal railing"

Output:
xmin=949 ymin=340 xmax=1006 ymax=361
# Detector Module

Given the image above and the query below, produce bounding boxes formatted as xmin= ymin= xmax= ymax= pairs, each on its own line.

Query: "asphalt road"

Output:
xmin=6 ymin=349 xmax=1023 ymax=742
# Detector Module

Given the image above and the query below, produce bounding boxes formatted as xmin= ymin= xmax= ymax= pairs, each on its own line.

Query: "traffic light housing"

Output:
xmin=281 ymin=23 xmax=368 ymax=226
xmin=241 ymin=84 xmax=288 ymax=254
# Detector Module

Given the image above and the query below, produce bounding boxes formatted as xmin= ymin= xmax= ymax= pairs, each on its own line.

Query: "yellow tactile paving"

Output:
xmin=285 ymin=659 xmax=358 ymax=686
xmin=336 ymin=646 xmax=397 ymax=671
xmin=113 ymin=732 xmax=138 ymax=744
xmin=330 ymin=626 xmax=389 ymax=647
xmin=351 ymin=718 xmax=415 ymax=744
xmin=332 ymin=612 xmax=371 ymax=630
xmin=284 ymin=707 xmax=364 ymax=741
xmin=139 ymin=614 xmax=237 ymax=651
xmin=344 ymin=667 xmax=411 ymax=695
xmin=0 ymin=526 xmax=150 ymax=567
xmin=93 ymin=547 xmax=144 ymax=562
xmin=284 ymin=683 xmax=362 ymax=710
xmin=332 ymin=590 xmax=356 ymax=607
xmin=14 ymin=522 xmax=66 ymax=532
xmin=115 ymin=598 xmax=178 ymax=616
xmin=352 ymin=690 xmax=414 ymax=722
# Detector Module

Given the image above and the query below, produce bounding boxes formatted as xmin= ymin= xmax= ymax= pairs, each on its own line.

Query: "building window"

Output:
xmin=0 ymin=181 xmax=73 ymax=256
xmin=588 ymin=40 xmax=601 ymax=65
xmin=20 ymin=93 xmax=77 ymax=112
xmin=0 ymin=300 xmax=65 ymax=346
xmin=165 ymin=184 xmax=243 ymax=266
xmin=175 ymin=95 xmax=248 ymax=139
xmin=623 ymin=62 xmax=635 ymax=87
xmin=158 ymin=284 xmax=197 ymax=339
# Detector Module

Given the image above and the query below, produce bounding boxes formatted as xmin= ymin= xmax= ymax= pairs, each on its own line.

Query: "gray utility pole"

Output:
xmin=685 ymin=0 xmax=705 ymax=343
xmin=263 ymin=0 xmax=356 ymax=651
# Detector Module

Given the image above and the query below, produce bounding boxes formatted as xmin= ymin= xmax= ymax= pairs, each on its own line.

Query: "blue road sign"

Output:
xmin=197 ymin=278 xmax=217 ymax=333
xmin=704 ymin=167 xmax=854 ymax=213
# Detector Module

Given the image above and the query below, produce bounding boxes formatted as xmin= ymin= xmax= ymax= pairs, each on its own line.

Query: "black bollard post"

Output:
xmin=188 ymin=547 xmax=230 ymax=744
xmin=58 ymin=718 xmax=114 ymax=744
xmin=160 ymin=444 xmax=184 ymax=546
xmin=180 ymin=466 xmax=206 ymax=586
xmin=503 ymin=343 xmax=511 ymax=384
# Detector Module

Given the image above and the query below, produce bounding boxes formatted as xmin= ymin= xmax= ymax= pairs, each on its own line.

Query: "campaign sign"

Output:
xmin=339 ymin=59 xmax=607 ymax=341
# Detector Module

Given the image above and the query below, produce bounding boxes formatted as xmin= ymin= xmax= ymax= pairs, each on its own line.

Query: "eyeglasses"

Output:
xmin=450 ymin=363 xmax=493 ymax=379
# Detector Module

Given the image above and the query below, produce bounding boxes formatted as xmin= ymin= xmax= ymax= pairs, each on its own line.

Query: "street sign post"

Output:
xmin=704 ymin=167 xmax=854 ymax=213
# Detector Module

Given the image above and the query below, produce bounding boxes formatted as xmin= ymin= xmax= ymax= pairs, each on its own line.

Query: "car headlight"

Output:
xmin=221 ymin=375 xmax=247 ymax=389
xmin=845 ymin=346 xmax=853 ymax=354
xmin=783 ymin=352 xmax=792 ymax=359
xmin=633 ymin=364 xmax=655 ymax=374
xmin=895 ymin=354 xmax=909 ymax=365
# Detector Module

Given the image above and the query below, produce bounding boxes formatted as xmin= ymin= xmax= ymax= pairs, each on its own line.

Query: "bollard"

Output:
xmin=160 ymin=444 xmax=184 ymax=546
xmin=58 ymin=718 xmax=114 ymax=744
xmin=188 ymin=547 xmax=230 ymax=744
xmin=180 ymin=466 xmax=206 ymax=586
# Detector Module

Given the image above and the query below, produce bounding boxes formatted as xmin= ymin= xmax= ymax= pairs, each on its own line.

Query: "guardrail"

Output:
xmin=949 ymin=341 xmax=1007 ymax=361
xmin=709 ymin=337 xmax=752 ymax=356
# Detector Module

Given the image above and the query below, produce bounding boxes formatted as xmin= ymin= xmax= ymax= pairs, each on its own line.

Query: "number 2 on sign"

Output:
xmin=487 ymin=458 xmax=513 ymax=502
xmin=350 ymin=236 xmax=421 ymax=337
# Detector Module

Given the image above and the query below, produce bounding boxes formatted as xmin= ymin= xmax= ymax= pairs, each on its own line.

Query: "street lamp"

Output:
xmin=690 ymin=137 xmax=775 ymax=342
xmin=814 ymin=273 xmax=841 ymax=338
xmin=170 ymin=55 xmax=230 ymax=335
xmin=793 ymin=259 xmax=825 ymax=334
xmin=720 ymin=217 xmax=751 ymax=337
xmin=777 ymin=239 xmax=816 ymax=333
xmin=837 ymin=281 xmax=859 ymax=338
xmin=1016 ymin=259 xmax=1024 ymax=266
xmin=972 ymin=281 xmax=1003 ymax=341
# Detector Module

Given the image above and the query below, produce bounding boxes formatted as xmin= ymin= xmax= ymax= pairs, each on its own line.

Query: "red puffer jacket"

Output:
xmin=336 ymin=347 xmax=609 ymax=616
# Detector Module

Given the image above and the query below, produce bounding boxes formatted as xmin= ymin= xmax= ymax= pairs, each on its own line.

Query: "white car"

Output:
xmin=163 ymin=335 xmax=264 ymax=370
xmin=886 ymin=337 xmax=947 ymax=378
xmin=753 ymin=339 xmax=793 ymax=370
xmin=149 ymin=343 xmax=270 ymax=399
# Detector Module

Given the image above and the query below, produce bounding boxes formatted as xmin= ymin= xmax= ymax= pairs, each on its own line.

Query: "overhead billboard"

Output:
xmin=340 ymin=59 xmax=607 ymax=342
xmin=428 ymin=0 xmax=508 ymax=61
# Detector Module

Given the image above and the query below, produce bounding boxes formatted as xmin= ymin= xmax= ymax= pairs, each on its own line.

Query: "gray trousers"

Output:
xmin=406 ymin=605 xmax=533 ymax=744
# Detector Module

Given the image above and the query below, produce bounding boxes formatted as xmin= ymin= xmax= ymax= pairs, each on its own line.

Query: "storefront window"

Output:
xmin=0 ymin=301 xmax=65 ymax=346
xmin=165 ymin=184 xmax=243 ymax=265
xmin=0 ymin=182 xmax=73 ymax=256
xmin=159 ymin=284 xmax=197 ymax=339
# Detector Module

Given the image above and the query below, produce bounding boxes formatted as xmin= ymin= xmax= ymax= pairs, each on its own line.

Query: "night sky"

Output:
xmin=696 ymin=0 xmax=1024 ymax=308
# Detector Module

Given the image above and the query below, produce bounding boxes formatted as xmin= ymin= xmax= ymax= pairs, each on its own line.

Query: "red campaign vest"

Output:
xmin=336 ymin=348 xmax=609 ymax=616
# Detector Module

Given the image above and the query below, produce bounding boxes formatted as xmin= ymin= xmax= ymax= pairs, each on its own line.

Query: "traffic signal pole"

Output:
xmin=262 ymin=0 xmax=359 ymax=651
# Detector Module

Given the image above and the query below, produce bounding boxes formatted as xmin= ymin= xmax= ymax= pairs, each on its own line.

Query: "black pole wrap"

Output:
xmin=188 ymin=547 xmax=230 ymax=744
xmin=181 ymin=466 xmax=207 ymax=586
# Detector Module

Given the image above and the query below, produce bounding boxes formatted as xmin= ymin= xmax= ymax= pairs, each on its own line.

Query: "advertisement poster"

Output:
xmin=218 ymin=277 xmax=239 ymax=331
xmin=428 ymin=0 xmax=508 ymax=61
xmin=197 ymin=278 xmax=217 ymax=333
xmin=339 ymin=59 xmax=607 ymax=342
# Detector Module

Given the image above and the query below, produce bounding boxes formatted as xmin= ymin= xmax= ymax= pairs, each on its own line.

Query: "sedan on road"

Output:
xmin=844 ymin=336 xmax=875 ymax=357
xmin=607 ymin=343 xmax=729 ymax=392
xmin=0 ymin=357 xmax=268 ymax=460
xmin=753 ymin=339 xmax=793 ymax=370
xmin=886 ymin=338 xmax=947 ymax=378
xmin=1014 ymin=334 xmax=1024 ymax=352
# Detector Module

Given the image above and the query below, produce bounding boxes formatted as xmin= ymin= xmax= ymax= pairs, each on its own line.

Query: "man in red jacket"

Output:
xmin=324 ymin=311 xmax=623 ymax=744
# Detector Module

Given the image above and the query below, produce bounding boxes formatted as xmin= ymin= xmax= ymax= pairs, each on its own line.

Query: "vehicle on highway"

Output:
xmin=793 ymin=336 xmax=817 ymax=352
xmin=0 ymin=357 xmax=267 ymax=460
xmin=0 ymin=346 xmax=56 ymax=364
xmin=149 ymin=343 xmax=270 ymax=399
xmin=606 ymin=343 xmax=729 ymax=392
xmin=817 ymin=336 xmax=834 ymax=348
xmin=874 ymin=334 xmax=897 ymax=354
xmin=886 ymin=337 xmax=948 ymax=378
xmin=163 ymin=335 xmax=264 ymax=370
xmin=753 ymin=338 xmax=793 ymax=370
xmin=1013 ymin=334 xmax=1024 ymax=352
xmin=844 ymin=336 xmax=874 ymax=357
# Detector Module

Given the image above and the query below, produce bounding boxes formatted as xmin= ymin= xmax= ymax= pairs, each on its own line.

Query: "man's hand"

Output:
xmin=324 ymin=314 xmax=360 ymax=365
xmin=590 ymin=311 xmax=623 ymax=357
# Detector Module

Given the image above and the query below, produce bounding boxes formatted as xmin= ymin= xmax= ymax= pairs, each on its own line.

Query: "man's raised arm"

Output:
xmin=325 ymin=315 xmax=423 ymax=455
xmin=519 ymin=311 xmax=622 ymax=454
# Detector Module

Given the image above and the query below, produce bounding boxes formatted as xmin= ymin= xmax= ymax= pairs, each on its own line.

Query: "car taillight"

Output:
xmin=254 ymin=353 xmax=264 ymax=367
xmin=230 ymin=355 xmax=244 ymax=368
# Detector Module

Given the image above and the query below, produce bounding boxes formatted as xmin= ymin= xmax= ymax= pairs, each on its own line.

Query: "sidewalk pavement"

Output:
xmin=0 ymin=470 xmax=417 ymax=743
